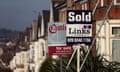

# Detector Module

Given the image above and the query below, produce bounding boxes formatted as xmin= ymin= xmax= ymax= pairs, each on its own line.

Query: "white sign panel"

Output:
xmin=48 ymin=22 xmax=66 ymax=45
xmin=66 ymin=24 xmax=92 ymax=37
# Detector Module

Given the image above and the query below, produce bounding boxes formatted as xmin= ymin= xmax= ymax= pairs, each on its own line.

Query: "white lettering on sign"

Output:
xmin=66 ymin=37 xmax=91 ymax=43
xmin=63 ymin=47 xmax=71 ymax=50
xmin=56 ymin=47 xmax=62 ymax=50
xmin=67 ymin=38 xmax=74 ymax=42
xmin=74 ymin=38 xmax=82 ymax=42
xmin=68 ymin=11 xmax=91 ymax=23
xmin=66 ymin=24 xmax=92 ymax=37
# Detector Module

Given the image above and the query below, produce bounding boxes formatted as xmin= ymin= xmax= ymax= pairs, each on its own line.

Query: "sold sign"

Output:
xmin=67 ymin=10 xmax=92 ymax=24
xmin=66 ymin=10 xmax=92 ymax=45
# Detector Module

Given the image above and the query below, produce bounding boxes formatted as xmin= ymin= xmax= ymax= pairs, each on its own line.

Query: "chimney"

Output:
xmin=50 ymin=3 xmax=54 ymax=22
xmin=32 ymin=20 xmax=38 ymax=40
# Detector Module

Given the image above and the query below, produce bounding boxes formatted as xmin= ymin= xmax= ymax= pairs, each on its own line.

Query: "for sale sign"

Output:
xmin=48 ymin=22 xmax=72 ymax=55
xmin=48 ymin=22 xmax=66 ymax=45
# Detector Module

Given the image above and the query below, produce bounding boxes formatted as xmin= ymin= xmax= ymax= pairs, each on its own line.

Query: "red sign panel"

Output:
xmin=48 ymin=46 xmax=72 ymax=55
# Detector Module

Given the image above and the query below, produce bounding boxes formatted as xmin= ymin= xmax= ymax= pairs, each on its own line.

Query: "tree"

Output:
xmin=39 ymin=56 xmax=59 ymax=72
xmin=39 ymin=47 xmax=120 ymax=72
xmin=0 ymin=67 xmax=12 ymax=72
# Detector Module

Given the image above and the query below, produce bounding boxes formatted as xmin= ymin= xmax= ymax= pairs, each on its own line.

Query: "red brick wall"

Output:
xmin=109 ymin=6 xmax=120 ymax=19
xmin=95 ymin=7 xmax=107 ymax=20
xmin=89 ymin=0 xmax=97 ymax=10
xmin=92 ymin=0 xmax=120 ymax=20
xmin=91 ymin=21 xmax=96 ymax=55
xmin=74 ymin=3 xmax=82 ymax=10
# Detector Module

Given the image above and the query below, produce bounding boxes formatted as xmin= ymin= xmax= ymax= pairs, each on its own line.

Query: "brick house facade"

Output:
xmin=51 ymin=0 xmax=120 ymax=61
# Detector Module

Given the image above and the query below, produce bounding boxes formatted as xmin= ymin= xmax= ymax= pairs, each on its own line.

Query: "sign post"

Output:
xmin=60 ymin=55 xmax=63 ymax=72
xmin=77 ymin=45 xmax=80 ymax=72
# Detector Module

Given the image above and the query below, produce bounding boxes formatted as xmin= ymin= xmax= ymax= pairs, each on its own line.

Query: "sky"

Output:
xmin=0 ymin=0 xmax=50 ymax=31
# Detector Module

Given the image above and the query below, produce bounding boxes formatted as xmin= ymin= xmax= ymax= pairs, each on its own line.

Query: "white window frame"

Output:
xmin=110 ymin=24 xmax=120 ymax=37
xmin=82 ymin=3 xmax=87 ymax=10
xmin=110 ymin=24 xmax=120 ymax=61
xmin=84 ymin=3 xmax=87 ymax=10
xmin=110 ymin=39 xmax=120 ymax=61
xmin=59 ymin=8 xmax=66 ymax=22
xmin=114 ymin=0 xmax=120 ymax=5
xmin=101 ymin=0 xmax=104 ymax=7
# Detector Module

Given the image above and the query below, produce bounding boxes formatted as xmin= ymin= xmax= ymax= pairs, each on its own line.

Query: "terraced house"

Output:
xmin=10 ymin=10 xmax=50 ymax=72
xmin=28 ymin=10 xmax=50 ymax=72
xmin=10 ymin=0 xmax=120 ymax=72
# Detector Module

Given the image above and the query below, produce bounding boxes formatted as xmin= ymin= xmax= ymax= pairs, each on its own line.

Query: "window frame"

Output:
xmin=82 ymin=3 xmax=87 ymax=10
xmin=110 ymin=25 xmax=120 ymax=37
xmin=111 ymin=39 xmax=120 ymax=62
xmin=101 ymin=0 xmax=104 ymax=7
xmin=114 ymin=0 xmax=120 ymax=5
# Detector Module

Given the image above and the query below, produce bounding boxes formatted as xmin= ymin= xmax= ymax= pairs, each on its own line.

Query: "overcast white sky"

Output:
xmin=0 ymin=0 xmax=50 ymax=31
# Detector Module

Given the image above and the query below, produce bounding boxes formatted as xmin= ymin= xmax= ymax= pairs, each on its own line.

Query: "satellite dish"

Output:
xmin=0 ymin=47 xmax=3 ymax=56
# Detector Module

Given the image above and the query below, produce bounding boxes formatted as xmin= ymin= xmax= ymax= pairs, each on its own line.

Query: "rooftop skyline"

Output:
xmin=0 ymin=0 xmax=50 ymax=31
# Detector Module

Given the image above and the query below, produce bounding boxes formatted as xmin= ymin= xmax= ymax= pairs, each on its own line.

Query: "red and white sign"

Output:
xmin=48 ymin=46 xmax=72 ymax=55
xmin=48 ymin=23 xmax=72 ymax=55
xmin=48 ymin=24 xmax=66 ymax=34
xmin=48 ymin=23 xmax=66 ymax=45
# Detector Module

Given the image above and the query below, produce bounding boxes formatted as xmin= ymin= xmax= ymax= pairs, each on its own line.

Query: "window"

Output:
xmin=112 ymin=27 xmax=120 ymax=36
xmin=114 ymin=0 xmax=120 ymax=5
xmin=32 ymin=47 xmax=35 ymax=59
xmin=101 ymin=0 xmax=104 ymax=7
xmin=84 ymin=3 xmax=87 ymax=10
xmin=59 ymin=10 xmax=66 ymax=22
xmin=41 ymin=42 xmax=45 ymax=56
xmin=112 ymin=40 xmax=120 ymax=62
xmin=97 ymin=0 xmax=104 ymax=7
xmin=38 ymin=28 xmax=41 ymax=37
xmin=21 ymin=53 xmax=25 ymax=64
xmin=82 ymin=3 xmax=87 ymax=10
